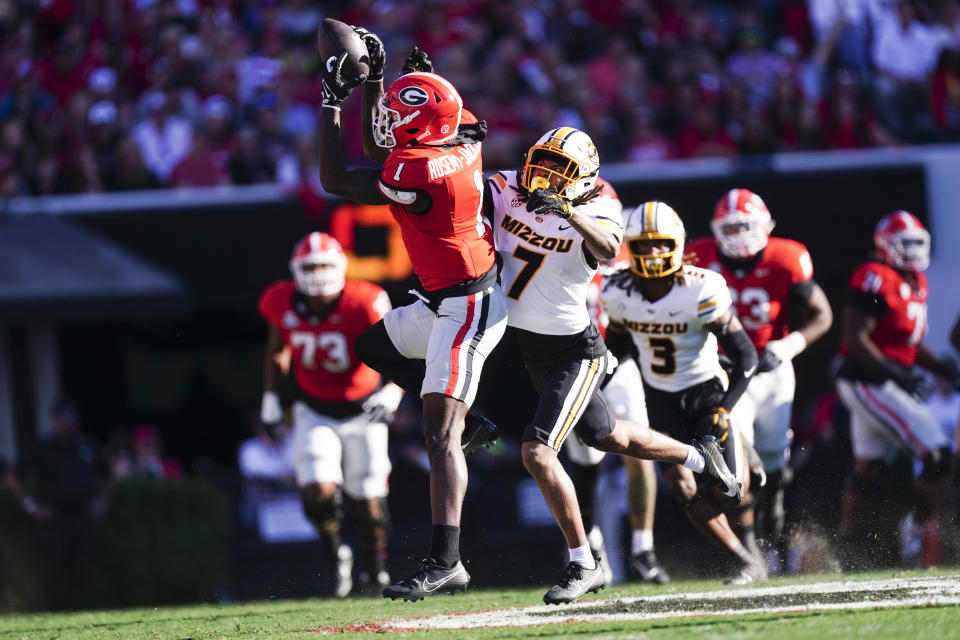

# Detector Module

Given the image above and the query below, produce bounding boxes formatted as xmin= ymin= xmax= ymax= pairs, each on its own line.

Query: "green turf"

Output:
xmin=0 ymin=570 xmax=957 ymax=640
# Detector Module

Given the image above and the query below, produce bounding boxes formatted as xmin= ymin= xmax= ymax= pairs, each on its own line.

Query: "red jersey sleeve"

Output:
xmin=773 ymin=238 xmax=814 ymax=285
xmin=258 ymin=281 xmax=295 ymax=327
xmin=352 ymin=280 xmax=392 ymax=324
xmin=848 ymin=262 xmax=887 ymax=297
xmin=683 ymin=237 xmax=718 ymax=268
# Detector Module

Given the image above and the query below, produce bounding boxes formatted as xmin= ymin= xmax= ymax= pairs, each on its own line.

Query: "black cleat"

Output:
xmin=629 ymin=550 xmax=671 ymax=585
xmin=461 ymin=413 xmax=499 ymax=456
xmin=382 ymin=560 xmax=470 ymax=601
xmin=543 ymin=560 xmax=605 ymax=604
xmin=694 ymin=435 xmax=742 ymax=504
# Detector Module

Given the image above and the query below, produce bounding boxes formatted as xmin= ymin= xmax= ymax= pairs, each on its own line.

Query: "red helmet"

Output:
xmin=372 ymin=72 xmax=463 ymax=149
xmin=874 ymin=210 xmax=930 ymax=272
xmin=289 ymin=232 xmax=347 ymax=296
xmin=710 ymin=188 xmax=775 ymax=259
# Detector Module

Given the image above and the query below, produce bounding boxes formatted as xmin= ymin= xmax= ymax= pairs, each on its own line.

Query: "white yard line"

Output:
xmin=385 ymin=575 xmax=960 ymax=630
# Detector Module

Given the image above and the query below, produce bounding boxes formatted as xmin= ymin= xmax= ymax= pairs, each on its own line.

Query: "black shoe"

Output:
xmin=694 ymin=435 xmax=742 ymax=504
xmin=629 ymin=550 xmax=671 ymax=585
xmin=461 ymin=413 xmax=499 ymax=456
xmin=382 ymin=560 xmax=470 ymax=601
xmin=543 ymin=560 xmax=605 ymax=604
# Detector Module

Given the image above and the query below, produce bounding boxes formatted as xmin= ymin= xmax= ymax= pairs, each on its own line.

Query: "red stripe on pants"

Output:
xmin=444 ymin=293 xmax=476 ymax=397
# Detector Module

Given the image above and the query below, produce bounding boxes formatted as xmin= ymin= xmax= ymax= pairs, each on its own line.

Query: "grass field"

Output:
xmin=1 ymin=570 xmax=958 ymax=640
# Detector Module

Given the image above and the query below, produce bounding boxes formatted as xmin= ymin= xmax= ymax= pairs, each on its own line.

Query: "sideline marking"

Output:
xmin=376 ymin=575 xmax=960 ymax=630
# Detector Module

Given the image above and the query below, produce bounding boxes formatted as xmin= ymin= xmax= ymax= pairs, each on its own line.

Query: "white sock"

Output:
xmin=631 ymin=529 xmax=654 ymax=555
xmin=569 ymin=544 xmax=596 ymax=569
xmin=683 ymin=444 xmax=705 ymax=474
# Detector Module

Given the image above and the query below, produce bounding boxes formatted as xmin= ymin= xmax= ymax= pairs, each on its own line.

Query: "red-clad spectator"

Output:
xmin=625 ymin=108 xmax=673 ymax=164
xmin=129 ymin=424 xmax=184 ymax=480
xmin=35 ymin=22 xmax=100 ymax=106
xmin=676 ymin=103 xmax=737 ymax=158
xmin=170 ymin=129 xmax=228 ymax=188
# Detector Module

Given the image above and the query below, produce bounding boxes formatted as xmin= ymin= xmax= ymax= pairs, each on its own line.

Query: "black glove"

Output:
xmin=401 ymin=46 xmax=433 ymax=74
xmin=526 ymin=188 xmax=574 ymax=219
xmin=756 ymin=348 xmax=782 ymax=373
xmin=695 ymin=407 xmax=731 ymax=446
xmin=351 ymin=25 xmax=385 ymax=82
xmin=321 ymin=51 xmax=366 ymax=109
xmin=881 ymin=358 xmax=926 ymax=397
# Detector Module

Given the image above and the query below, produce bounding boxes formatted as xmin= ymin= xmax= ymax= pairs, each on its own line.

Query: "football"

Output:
xmin=316 ymin=18 xmax=370 ymax=83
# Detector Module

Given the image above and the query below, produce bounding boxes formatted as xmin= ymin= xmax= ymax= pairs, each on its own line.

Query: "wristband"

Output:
xmin=766 ymin=331 xmax=807 ymax=361
xmin=261 ymin=391 xmax=283 ymax=424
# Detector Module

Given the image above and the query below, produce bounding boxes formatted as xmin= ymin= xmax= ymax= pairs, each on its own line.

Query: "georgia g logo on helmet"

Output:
xmin=398 ymin=86 xmax=429 ymax=106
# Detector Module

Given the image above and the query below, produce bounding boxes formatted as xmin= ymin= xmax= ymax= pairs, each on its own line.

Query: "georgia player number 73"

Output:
xmin=290 ymin=331 xmax=350 ymax=372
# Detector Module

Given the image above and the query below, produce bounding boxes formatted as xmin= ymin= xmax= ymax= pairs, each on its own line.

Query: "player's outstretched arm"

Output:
xmin=526 ymin=188 xmax=619 ymax=260
xmin=353 ymin=26 xmax=391 ymax=166
xmin=317 ymin=106 xmax=389 ymax=205
xmin=317 ymin=51 xmax=388 ymax=204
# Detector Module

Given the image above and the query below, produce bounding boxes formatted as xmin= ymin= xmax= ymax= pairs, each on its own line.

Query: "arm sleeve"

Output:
xmin=787 ymin=278 xmax=816 ymax=307
xmin=715 ymin=327 xmax=758 ymax=412
xmin=846 ymin=265 xmax=889 ymax=318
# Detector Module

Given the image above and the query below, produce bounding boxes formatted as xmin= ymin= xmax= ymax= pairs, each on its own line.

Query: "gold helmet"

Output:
xmin=623 ymin=201 xmax=686 ymax=278
xmin=520 ymin=127 xmax=600 ymax=199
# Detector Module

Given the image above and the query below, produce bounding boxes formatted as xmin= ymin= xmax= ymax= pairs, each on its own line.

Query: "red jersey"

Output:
xmin=258 ymin=280 xmax=390 ymax=402
xmin=377 ymin=111 xmax=496 ymax=291
xmin=842 ymin=261 xmax=928 ymax=367
xmin=686 ymin=236 xmax=813 ymax=351
xmin=588 ymin=239 xmax=631 ymax=339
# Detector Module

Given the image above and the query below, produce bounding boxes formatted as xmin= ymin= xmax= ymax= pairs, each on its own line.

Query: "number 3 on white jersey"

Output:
xmin=290 ymin=331 xmax=350 ymax=372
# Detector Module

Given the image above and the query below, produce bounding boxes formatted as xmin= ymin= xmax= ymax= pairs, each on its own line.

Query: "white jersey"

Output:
xmin=602 ymin=265 xmax=731 ymax=393
xmin=488 ymin=170 xmax=623 ymax=335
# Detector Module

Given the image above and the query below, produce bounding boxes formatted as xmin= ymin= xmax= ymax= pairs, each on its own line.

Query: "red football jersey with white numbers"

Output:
xmin=258 ymin=280 xmax=391 ymax=402
xmin=843 ymin=261 xmax=928 ymax=367
xmin=377 ymin=110 xmax=496 ymax=292
xmin=686 ymin=236 xmax=813 ymax=351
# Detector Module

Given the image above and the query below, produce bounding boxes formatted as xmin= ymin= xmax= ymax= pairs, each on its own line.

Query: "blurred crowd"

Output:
xmin=3 ymin=0 xmax=960 ymax=202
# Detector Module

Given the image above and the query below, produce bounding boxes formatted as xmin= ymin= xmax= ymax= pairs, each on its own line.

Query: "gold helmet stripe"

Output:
xmin=644 ymin=201 xmax=655 ymax=232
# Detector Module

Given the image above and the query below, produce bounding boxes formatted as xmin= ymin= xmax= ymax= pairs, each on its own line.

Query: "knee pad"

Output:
xmin=919 ymin=447 xmax=951 ymax=483
xmin=302 ymin=488 xmax=343 ymax=533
